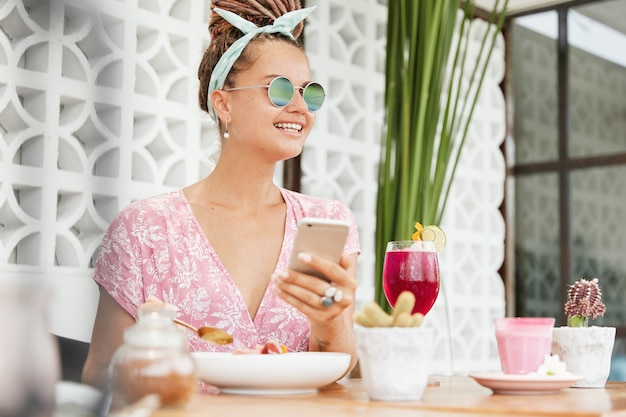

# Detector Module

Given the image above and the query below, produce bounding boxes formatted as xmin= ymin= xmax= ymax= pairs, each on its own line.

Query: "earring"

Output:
xmin=223 ymin=122 xmax=230 ymax=139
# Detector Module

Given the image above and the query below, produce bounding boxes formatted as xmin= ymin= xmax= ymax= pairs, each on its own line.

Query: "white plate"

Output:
xmin=469 ymin=372 xmax=582 ymax=395
xmin=192 ymin=351 xmax=351 ymax=395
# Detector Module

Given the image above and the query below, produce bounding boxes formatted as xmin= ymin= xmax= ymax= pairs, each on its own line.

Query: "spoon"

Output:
xmin=173 ymin=318 xmax=234 ymax=345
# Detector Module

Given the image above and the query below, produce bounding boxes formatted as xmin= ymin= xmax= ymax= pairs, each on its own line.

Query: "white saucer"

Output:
xmin=469 ymin=372 xmax=582 ymax=395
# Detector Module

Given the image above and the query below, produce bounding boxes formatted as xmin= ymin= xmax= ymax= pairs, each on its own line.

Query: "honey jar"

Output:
xmin=109 ymin=303 xmax=197 ymax=410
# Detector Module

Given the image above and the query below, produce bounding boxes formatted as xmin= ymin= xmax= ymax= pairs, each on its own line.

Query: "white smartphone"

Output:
xmin=287 ymin=217 xmax=350 ymax=281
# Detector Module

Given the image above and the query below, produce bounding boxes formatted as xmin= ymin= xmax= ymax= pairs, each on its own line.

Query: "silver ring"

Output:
xmin=321 ymin=296 xmax=334 ymax=307
xmin=321 ymin=286 xmax=343 ymax=307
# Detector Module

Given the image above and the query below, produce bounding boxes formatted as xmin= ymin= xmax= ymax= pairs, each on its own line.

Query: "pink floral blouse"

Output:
xmin=93 ymin=188 xmax=360 ymax=353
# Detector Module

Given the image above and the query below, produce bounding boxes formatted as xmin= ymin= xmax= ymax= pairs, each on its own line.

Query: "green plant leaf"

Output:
xmin=567 ymin=315 xmax=589 ymax=328
xmin=375 ymin=0 xmax=509 ymax=316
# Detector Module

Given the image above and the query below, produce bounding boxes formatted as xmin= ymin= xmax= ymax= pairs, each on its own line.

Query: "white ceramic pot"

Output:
xmin=551 ymin=326 xmax=615 ymax=388
xmin=354 ymin=326 xmax=435 ymax=401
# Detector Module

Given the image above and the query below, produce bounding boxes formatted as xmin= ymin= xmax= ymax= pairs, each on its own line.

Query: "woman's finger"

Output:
xmin=294 ymin=252 xmax=356 ymax=291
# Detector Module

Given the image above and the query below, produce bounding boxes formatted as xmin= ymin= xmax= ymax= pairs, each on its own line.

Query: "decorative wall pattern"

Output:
xmin=1 ymin=0 xmax=506 ymax=375
xmin=303 ymin=0 xmax=387 ymax=306
xmin=0 ymin=0 xmax=214 ymax=341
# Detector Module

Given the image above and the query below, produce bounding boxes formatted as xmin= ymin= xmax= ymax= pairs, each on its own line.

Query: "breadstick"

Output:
xmin=411 ymin=313 xmax=425 ymax=327
xmin=391 ymin=291 xmax=416 ymax=325
xmin=353 ymin=311 xmax=376 ymax=327
xmin=363 ymin=301 xmax=394 ymax=327
xmin=393 ymin=312 xmax=414 ymax=327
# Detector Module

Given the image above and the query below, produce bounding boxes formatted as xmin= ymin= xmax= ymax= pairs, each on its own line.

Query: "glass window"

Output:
xmin=514 ymin=173 xmax=561 ymax=319
xmin=507 ymin=1 xmax=626 ymax=379
xmin=511 ymin=12 xmax=559 ymax=164
xmin=571 ymin=165 xmax=626 ymax=327
xmin=569 ymin=4 xmax=626 ymax=158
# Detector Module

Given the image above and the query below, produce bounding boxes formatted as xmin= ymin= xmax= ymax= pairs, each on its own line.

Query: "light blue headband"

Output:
xmin=207 ymin=6 xmax=317 ymax=122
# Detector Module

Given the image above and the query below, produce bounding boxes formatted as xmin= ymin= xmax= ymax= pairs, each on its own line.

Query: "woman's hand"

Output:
xmin=272 ymin=251 xmax=359 ymax=371
xmin=272 ymin=252 xmax=357 ymax=322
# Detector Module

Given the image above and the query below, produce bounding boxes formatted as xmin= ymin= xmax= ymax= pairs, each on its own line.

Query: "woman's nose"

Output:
xmin=286 ymin=87 xmax=308 ymax=113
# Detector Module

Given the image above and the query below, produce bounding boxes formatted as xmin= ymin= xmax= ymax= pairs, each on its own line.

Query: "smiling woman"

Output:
xmin=81 ymin=0 xmax=361 ymax=393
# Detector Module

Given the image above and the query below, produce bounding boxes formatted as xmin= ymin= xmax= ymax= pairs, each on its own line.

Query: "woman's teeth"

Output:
xmin=274 ymin=123 xmax=302 ymax=132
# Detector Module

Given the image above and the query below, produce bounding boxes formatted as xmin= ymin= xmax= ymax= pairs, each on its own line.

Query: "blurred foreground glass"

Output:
xmin=0 ymin=277 xmax=60 ymax=417
xmin=494 ymin=317 xmax=555 ymax=374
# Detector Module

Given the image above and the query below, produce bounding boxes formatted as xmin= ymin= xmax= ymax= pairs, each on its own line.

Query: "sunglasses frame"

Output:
xmin=224 ymin=76 xmax=325 ymax=112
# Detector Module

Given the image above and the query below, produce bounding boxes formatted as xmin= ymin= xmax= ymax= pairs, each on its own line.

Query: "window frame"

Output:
xmin=502 ymin=0 xmax=626 ymax=338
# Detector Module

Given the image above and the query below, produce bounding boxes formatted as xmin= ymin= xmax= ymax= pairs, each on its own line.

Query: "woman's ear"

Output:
xmin=211 ymin=89 xmax=230 ymax=123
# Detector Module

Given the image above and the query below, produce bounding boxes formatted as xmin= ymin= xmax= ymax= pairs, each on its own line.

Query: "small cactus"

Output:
xmin=564 ymin=277 xmax=606 ymax=327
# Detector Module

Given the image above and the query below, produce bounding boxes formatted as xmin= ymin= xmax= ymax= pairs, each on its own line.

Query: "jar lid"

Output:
xmin=124 ymin=304 xmax=185 ymax=348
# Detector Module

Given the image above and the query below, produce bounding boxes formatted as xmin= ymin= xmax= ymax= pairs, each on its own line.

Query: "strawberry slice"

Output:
xmin=260 ymin=340 xmax=286 ymax=354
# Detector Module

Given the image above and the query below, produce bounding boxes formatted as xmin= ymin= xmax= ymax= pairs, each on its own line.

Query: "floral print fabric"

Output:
xmin=93 ymin=188 xmax=360 ymax=353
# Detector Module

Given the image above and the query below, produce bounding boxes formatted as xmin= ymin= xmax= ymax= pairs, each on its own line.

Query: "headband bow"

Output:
xmin=207 ymin=6 xmax=317 ymax=122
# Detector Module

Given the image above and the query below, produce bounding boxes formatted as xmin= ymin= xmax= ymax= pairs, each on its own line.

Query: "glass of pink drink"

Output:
xmin=494 ymin=317 xmax=555 ymax=374
xmin=383 ymin=240 xmax=440 ymax=316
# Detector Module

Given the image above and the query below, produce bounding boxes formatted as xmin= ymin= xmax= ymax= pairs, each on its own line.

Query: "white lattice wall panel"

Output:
xmin=0 ymin=0 xmax=215 ymax=341
xmin=303 ymin=0 xmax=387 ymax=305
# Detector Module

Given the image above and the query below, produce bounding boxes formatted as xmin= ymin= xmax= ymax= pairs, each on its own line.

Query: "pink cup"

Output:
xmin=494 ymin=317 xmax=555 ymax=375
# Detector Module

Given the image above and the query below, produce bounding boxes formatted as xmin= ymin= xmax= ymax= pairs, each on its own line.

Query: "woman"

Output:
xmin=82 ymin=0 xmax=360 ymax=391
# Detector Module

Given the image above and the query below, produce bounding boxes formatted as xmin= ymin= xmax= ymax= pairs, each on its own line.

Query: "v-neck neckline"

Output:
xmin=178 ymin=188 xmax=291 ymax=323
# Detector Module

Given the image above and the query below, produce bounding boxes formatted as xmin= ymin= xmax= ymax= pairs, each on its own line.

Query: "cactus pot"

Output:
xmin=551 ymin=326 xmax=615 ymax=388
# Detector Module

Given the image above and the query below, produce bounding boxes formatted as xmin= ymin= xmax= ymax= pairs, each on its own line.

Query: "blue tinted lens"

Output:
xmin=303 ymin=82 xmax=325 ymax=112
xmin=267 ymin=77 xmax=325 ymax=112
xmin=267 ymin=77 xmax=294 ymax=107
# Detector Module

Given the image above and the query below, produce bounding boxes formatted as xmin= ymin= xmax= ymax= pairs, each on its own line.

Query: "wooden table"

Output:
xmin=151 ymin=376 xmax=626 ymax=417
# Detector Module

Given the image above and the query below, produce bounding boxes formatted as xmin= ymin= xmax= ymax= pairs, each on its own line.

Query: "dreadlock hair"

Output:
xmin=198 ymin=0 xmax=305 ymax=114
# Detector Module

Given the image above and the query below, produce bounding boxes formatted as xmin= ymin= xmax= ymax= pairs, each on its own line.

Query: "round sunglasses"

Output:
xmin=224 ymin=76 xmax=325 ymax=112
